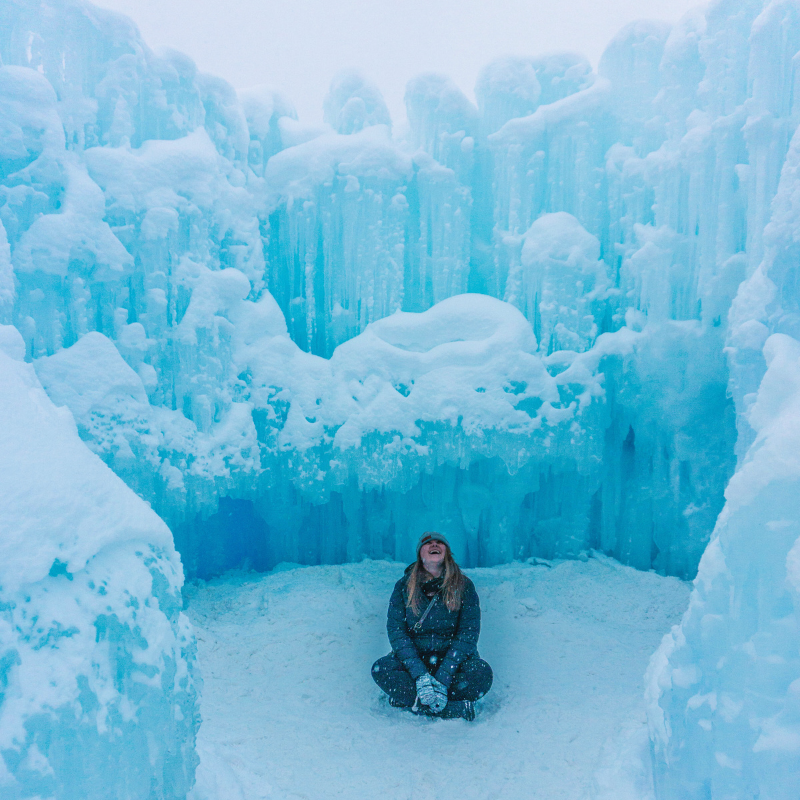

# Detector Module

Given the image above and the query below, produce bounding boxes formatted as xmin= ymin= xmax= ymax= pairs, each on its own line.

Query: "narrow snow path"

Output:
xmin=185 ymin=556 xmax=689 ymax=800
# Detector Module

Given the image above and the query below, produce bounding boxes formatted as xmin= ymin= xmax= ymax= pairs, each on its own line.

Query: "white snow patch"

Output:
xmin=185 ymin=556 xmax=688 ymax=800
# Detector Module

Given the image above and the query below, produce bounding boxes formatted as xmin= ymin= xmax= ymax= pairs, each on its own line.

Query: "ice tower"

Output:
xmin=648 ymin=4 xmax=800 ymax=793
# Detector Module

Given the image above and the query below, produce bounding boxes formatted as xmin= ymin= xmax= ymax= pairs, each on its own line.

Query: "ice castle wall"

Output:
xmin=0 ymin=3 xmax=793 ymax=588
xmin=647 ymin=334 xmax=800 ymax=799
xmin=0 ymin=0 xmax=767 ymax=586
xmin=0 ymin=325 xmax=199 ymax=799
xmin=649 ymin=25 xmax=800 ymax=792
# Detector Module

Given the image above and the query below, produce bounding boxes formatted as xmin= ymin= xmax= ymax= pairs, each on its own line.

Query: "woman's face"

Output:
xmin=420 ymin=540 xmax=446 ymax=571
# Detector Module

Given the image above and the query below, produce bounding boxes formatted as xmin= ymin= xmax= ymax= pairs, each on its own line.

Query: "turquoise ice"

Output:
xmin=1 ymin=0 xmax=800 ymax=797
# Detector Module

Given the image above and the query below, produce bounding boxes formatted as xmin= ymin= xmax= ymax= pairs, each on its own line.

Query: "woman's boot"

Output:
xmin=439 ymin=700 xmax=475 ymax=721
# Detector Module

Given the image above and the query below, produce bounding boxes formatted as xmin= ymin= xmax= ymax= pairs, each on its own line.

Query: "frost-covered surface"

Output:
xmin=184 ymin=557 xmax=689 ymax=800
xmin=0 ymin=325 xmax=199 ymax=799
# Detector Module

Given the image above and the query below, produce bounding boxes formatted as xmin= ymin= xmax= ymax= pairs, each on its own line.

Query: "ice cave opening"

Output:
xmin=3 ymin=0 xmax=800 ymax=798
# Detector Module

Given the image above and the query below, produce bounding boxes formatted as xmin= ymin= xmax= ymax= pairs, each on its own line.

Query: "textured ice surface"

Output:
xmin=647 ymin=21 xmax=800 ymax=792
xmin=0 ymin=326 xmax=199 ymax=799
xmin=647 ymin=334 xmax=800 ymax=799
xmin=3 ymin=0 xmax=800 ymax=795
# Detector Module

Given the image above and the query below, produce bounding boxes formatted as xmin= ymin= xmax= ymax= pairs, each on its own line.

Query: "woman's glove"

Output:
xmin=415 ymin=674 xmax=437 ymax=708
xmin=430 ymin=676 xmax=448 ymax=713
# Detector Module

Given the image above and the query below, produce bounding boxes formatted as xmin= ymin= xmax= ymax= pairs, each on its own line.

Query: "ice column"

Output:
xmin=263 ymin=126 xmax=411 ymax=354
xmin=506 ymin=212 xmax=610 ymax=353
xmin=323 ymin=70 xmax=392 ymax=135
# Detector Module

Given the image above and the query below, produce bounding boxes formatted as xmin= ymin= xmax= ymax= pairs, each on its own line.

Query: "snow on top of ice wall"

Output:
xmin=278 ymin=293 xmax=595 ymax=450
xmin=35 ymin=329 xmax=150 ymax=417
xmin=85 ymin=128 xmax=225 ymax=214
xmin=0 ymin=326 xmax=199 ymax=799
xmin=263 ymin=124 xmax=412 ymax=207
xmin=0 ymin=334 xmax=172 ymax=589
xmin=14 ymin=157 xmax=133 ymax=278
xmin=474 ymin=52 xmax=596 ymax=141
xmin=0 ymin=65 xmax=65 ymax=156
xmin=490 ymin=76 xmax=611 ymax=146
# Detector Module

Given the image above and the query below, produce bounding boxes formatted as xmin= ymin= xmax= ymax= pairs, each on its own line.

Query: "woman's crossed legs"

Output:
xmin=372 ymin=652 xmax=493 ymax=708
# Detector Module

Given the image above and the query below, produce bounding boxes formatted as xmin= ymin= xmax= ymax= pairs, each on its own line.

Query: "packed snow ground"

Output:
xmin=184 ymin=556 xmax=689 ymax=800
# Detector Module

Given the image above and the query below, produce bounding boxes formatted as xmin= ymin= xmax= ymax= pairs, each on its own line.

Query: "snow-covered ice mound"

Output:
xmin=0 ymin=328 xmax=199 ymax=799
xmin=185 ymin=557 xmax=689 ymax=800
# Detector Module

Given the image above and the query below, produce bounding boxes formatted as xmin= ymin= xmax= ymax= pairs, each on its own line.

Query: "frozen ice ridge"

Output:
xmin=0 ymin=325 xmax=199 ymax=799
xmin=2 ymin=0 xmax=800 ymax=796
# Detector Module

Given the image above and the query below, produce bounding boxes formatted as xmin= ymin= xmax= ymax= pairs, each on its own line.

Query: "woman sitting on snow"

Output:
xmin=372 ymin=533 xmax=493 ymax=720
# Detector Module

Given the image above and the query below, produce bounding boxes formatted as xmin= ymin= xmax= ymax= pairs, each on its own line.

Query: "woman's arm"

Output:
xmin=386 ymin=580 xmax=428 ymax=680
xmin=434 ymin=578 xmax=480 ymax=688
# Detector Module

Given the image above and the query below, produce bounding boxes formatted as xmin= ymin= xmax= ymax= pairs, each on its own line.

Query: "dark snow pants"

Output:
xmin=372 ymin=652 xmax=493 ymax=707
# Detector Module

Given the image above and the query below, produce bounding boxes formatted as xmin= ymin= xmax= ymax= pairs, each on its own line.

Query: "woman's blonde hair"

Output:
xmin=406 ymin=533 xmax=465 ymax=614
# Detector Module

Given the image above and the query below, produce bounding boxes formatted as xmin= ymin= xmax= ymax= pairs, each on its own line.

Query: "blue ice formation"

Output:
xmin=648 ymin=66 xmax=800 ymax=798
xmin=648 ymin=333 xmax=800 ymax=799
xmin=0 ymin=326 xmax=199 ymax=798
xmin=2 ymin=0 xmax=800 ymax=795
xmin=1 ymin=0 xmax=740 ymax=585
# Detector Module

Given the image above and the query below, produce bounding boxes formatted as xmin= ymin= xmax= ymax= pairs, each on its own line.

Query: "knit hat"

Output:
xmin=416 ymin=532 xmax=450 ymax=556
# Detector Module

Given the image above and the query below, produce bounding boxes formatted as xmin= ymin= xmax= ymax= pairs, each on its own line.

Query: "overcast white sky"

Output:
xmin=93 ymin=0 xmax=702 ymax=124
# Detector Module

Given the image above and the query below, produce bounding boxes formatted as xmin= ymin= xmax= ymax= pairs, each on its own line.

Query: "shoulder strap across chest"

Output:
xmin=412 ymin=592 xmax=439 ymax=632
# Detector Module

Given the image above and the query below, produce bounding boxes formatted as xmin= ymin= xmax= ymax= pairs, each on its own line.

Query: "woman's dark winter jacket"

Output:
xmin=386 ymin=566 xmax=481 ymax=688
